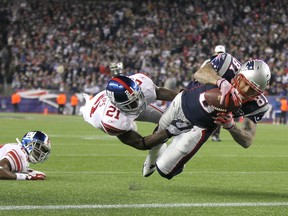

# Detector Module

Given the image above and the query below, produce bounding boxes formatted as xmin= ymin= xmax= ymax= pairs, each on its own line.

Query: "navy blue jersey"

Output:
xmin=182 ymin=53 xmax=269 ymax=130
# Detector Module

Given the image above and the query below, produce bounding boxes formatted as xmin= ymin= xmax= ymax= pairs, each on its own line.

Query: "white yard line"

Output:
xmin=54 ymin=154 xmax=288 ymax=157
xmin=45 ymin=171 xmax=288 ymax=174
xmin=1 ymin=202 xmax=288 ymax=210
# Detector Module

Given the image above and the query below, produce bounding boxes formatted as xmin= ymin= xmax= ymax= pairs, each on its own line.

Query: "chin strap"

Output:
xmin=16 ymin=138 xmax=21 ymax=145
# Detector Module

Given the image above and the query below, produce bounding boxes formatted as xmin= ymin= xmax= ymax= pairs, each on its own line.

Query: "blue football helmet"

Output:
xmin=18 ymin=131 xmax=51 ymax=164
xmin=106 ymin=75 xmax=147 ymax=115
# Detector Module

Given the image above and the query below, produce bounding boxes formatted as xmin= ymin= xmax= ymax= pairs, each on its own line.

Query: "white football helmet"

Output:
xmin=233 ymin=60 xmax=271 ymax=102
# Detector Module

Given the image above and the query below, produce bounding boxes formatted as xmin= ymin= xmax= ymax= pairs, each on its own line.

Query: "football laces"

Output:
xmin=211 ymin=105 xmax=227 ymax=112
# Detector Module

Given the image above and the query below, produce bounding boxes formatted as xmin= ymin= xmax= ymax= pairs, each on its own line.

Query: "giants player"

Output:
xmin=81 ymin=63 xmax=192 ymax=164
xmin=0 ymin=131 xmax=51 ymax=180
xmin=143 ymin=54 xmax=271 ymax=179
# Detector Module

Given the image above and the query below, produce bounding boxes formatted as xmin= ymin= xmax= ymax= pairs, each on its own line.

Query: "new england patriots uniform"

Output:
xmin=156 ymin=53 xmax=270 ymax=179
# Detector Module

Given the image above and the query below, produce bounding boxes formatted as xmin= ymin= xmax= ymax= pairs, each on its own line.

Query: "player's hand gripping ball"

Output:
xmin=204 ymin=88 xmax=241 ymax=112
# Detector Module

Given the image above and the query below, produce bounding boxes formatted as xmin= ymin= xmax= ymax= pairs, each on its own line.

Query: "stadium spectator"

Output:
xmin=56 ymin=92 xmax=67 ymax=114
xmin=11 ymin=91 xmax=21 ymax=112
xmin=201 ymin=45 xmax=227 ymax=142
xmin=0 ymin=0 xmax=286 ymax=97
xmin=279 ymin=97 xmax=288 ymax=124
xmin=143 ymin=55 xmax=271 ymax=180
xmin=70 ymin=94 xmax=79 ymax=115
xmin=273 ymin=97 xmax=282 ymax=125
xmin=0 ymin=131 xmax=51 ymax=180
xmin=163 ymin=71 xmax=177 ymax=109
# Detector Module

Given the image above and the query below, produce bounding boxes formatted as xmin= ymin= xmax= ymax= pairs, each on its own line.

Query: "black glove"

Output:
xmin=166 ymin=119 xmax=193 ymax=138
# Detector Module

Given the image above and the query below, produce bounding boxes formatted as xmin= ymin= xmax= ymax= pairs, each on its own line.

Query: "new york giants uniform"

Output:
xmin=156 ymin=53 xmax=270 ymax=179
xmin=0 ymin=144 xmax=29 ymax=172
xmin=82 ymin=73 xmax=164 ymax=136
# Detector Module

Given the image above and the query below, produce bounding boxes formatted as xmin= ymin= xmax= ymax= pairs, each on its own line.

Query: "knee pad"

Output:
xmin=156 ymin=164 xmax=184 ymax=180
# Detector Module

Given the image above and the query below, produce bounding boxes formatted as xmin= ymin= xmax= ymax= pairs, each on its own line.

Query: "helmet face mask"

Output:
xmin=20 ymin=131 xmax=51 ymax=164
xmin=233 ymin=60 xmax=271 ymax=103
xmin=233 ymin=74 xmax=261 ymax=102
xmin=106 ymin=76 xmax=147 ymax=115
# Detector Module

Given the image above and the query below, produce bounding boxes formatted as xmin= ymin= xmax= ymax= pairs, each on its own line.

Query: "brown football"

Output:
xmin=204 ymin=88 xmax=240 ymax=112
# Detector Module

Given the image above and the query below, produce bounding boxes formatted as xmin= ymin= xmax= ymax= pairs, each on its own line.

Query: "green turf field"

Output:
xmin=0 ymin=112 xmax=287 ymax=215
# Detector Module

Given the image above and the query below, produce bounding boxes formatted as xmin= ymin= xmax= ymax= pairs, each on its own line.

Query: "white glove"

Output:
xmin=166 ymin=119 xmax=193 ymax=138
xmin=26 ymin=170 xmax=46 ymax=180
xmin=217 ymin=78 xmax=241 ymax=107
xmin=214 ymin=112 xmax=235 ymax=130
xmin=16 ymin=170 xmax=46 ymax=180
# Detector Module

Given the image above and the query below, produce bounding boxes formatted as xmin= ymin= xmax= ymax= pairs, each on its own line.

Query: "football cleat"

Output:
xmin=142 ymin=143 xmax=167 ymax=177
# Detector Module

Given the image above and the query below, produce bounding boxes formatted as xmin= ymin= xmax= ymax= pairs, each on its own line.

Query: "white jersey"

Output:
xmin=82 ymin=73 xmax=159 ymax=136
xmin=0 ymin=143 xmax=29 ymax=172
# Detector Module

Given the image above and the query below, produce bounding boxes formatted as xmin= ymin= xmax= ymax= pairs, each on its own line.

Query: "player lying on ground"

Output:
xmin=0 ymin=131 xmax=51 ymax=180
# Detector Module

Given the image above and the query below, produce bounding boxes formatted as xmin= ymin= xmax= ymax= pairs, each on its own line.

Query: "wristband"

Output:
xmin=16 ymin=173 xmax=27 ymax=180
xmin=225 ymin=123 xmax=235 ymax=131
xmin=165 ymin=129 xmax=173 ymax=138
xmin=141 ymin=137 xmax=151 ymax=150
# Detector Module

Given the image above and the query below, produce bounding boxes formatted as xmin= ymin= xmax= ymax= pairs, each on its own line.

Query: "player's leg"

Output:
xmin=142 ymin=93 xmax=185 ymax=177
xmin=137 ymin=104 xmax=166 ymax=177
xmin=156 ymin=126 xmax=211 ymax=180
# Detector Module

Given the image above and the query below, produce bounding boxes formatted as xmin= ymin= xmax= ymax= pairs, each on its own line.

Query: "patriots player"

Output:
xmin=143 ymin=53 xmax=271 ymax=179
xmin=0 ymin=131 xmax=51 ymax=180
xmin=82 ymin=62 xmax=191 ymax=153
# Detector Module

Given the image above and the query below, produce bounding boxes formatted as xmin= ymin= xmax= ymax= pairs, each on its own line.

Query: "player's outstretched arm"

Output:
xmin=194 ymin=63 xmax=220 ymax=85
xmin=0 ymin=159 xmax=46 ymax=180
xmin=227 ymin=118 xmax=256 ymax=148
xmin=214 ymin=113 xmax=256 ymax=148
xmin=0 ymin=158 xmax=17 ymax=180
xmin=155 ymin=87 xmax=179 ymax=101
xmin=117 ymin=119 xmax=193 ymax=150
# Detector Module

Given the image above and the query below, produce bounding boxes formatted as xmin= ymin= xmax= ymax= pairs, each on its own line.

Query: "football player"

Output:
xmin=0 ymin=131 xmax=51 ymax=180
xmin=81 ymin=62 xmax=192 ymax=164
xmin=143 ymin=53 xmax=271 ymax=180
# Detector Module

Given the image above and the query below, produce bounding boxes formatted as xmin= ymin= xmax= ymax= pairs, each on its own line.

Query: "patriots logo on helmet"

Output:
xmin=245 ymin=61 xmax=254 ymax=70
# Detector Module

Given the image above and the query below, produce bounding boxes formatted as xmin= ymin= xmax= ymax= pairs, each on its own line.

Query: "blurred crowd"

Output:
xmin=0 ymin=0 xmax=287 ymax=96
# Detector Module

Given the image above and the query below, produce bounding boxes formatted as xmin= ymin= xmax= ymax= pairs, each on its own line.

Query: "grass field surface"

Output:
xmin=0 ymin=112 xmax=287 ymax=215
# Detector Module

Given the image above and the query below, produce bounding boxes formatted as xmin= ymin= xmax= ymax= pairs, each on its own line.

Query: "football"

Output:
xmin=204 ymin=88 xmax=240 ymax=112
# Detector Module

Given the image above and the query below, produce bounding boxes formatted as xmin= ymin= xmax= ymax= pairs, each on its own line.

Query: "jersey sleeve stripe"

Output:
xmin=7 ymin=150 xmax=23 ymax=171
xmin=101 ymin=121 xmax=127 ymax=135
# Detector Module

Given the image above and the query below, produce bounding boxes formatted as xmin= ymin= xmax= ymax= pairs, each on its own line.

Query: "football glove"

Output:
xmin=214 ymin=112 xmax=235 ymax=130
xmin=16 ymin=170 xmax=46 ymax=180
xmin=217 ymin=78 xmax=241 ymax=107
xmin=166 ymin=119 xmax=193 ymax=138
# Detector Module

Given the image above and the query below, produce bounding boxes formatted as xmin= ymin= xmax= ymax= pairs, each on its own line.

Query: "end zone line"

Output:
xmin=1 ymin=202 xmax=288 ymax=210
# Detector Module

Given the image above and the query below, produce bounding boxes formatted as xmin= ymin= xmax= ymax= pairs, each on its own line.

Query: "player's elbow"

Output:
xmin=132 ymin=140 xmax=144 ymax=150
xmin=238 ymin=139 xmax=253 ymax=149
xmin=241 ymin=142 xmax=252 ymax=149
xmin=126 ymin=139 xmax=148 ymax=150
